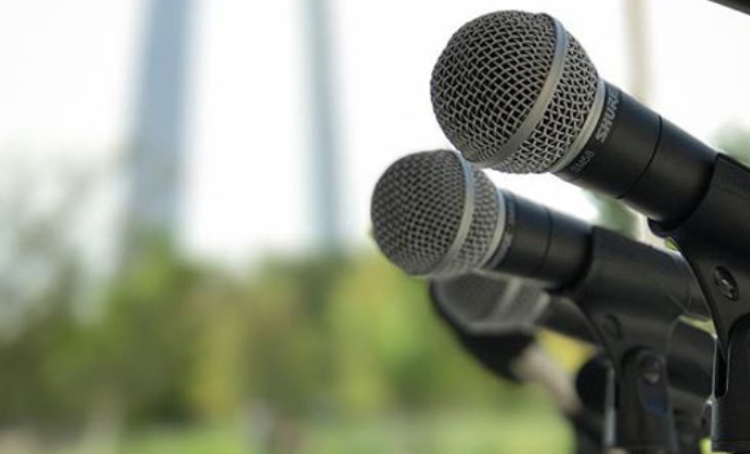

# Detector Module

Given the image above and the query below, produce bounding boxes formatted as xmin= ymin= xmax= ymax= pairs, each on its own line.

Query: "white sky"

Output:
xmin=0 ymin=0 xmax=749 ymax=265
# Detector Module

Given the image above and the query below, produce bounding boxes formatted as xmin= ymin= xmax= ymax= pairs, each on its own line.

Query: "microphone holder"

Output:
xmin=653 ymin=155 xmax=750 ymax=453
xmin=559 ymin=228 xmax=692 ymax=453
xmin=575 ymin=354 xmax=710 ymax=454
xmin=672 ymin=390 xmax=711 ymax=454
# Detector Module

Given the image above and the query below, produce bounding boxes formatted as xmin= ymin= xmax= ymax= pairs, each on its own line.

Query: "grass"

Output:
xmin=48 ymin=400 xmax=571 ymax=454
xmin=304 ymin=409 xmax=571 ymax=454
xmin=118 ymin=428 xmax=248 ymax=454
xmin=99 ymin=408 xmax=568 ymax=454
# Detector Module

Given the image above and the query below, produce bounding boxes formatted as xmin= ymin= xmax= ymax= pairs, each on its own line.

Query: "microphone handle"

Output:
xmin=492 ymin=192 xmax=710 ymax=322
xmin=557 ymin=83 xmax=716 ymax=225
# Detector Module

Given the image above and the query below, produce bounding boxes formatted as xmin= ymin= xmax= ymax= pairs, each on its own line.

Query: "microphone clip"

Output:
xmin=653 ymin=154 xmax=750 ymax=453
xmin=562 ymin=228 xmax=696 ymax=453
xmin=651 ymin=154 xmax=750 ymax=453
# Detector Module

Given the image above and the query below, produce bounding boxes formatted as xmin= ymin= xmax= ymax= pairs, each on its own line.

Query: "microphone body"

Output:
xmin=371 ymin=150 xmax=709 ymax=320
xmin=556 ymin=84 xmax=715 ymax=226
xmin=430 ymin=10 xmax=718 ymax=226
xmin=494 ymin=190 xmax=708 ymax=323
xmin=493 ymin=185 xmax=710 ymax=325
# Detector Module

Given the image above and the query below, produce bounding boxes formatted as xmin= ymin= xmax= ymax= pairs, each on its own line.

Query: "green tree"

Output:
xmin=587 ymin=195 xmax=639 ymax=238
xmin=714 ymin=123 xmax=750 ymax=165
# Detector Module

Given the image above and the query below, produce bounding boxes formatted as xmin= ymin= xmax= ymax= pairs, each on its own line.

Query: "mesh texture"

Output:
xmin=437 ymin=274 xmax=508 ymax=323
xmin=435 ymin=274 xmax=546 ymax=329
xmin=431 ymin=11 xmax=599 ymax=174
xmin=431 ymin=11 xmax=557 ymax=165
xmin=502 ymin=34 xmax=599 ymax=173
xmin=371 ymin=151 xmax=501 ymax=277
xmin=503 ymin=283 xmax=546 ymax=324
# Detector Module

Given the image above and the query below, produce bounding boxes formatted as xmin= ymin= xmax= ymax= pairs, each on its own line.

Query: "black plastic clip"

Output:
xmin=653 ymin=155 xmax=750 ymax=452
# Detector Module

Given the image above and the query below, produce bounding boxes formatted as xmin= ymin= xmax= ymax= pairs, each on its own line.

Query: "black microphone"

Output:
xmin=431 ymin=273 xmax=712 ymax=454
xmin=371 ymin=150 xmax=707 ymax=320
xmin=430 ymin=273 xmax=603 ymax=454
xmin=429 ymin=271 xmax=713 ymax=405
xmin=371 ymin=150 xmax=715 ymax=451
xmin=430 ymin=10 xmax=717 ymax=226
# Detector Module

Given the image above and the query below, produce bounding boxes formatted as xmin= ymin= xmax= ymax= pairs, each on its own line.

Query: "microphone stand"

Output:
xmin=671 ymin=389 xmax=711 ymax=454
xmin=429 ymin=293 xmax=605 ymax=454
xmin=574 ymin=356 xmax=608 ymax=454
xmin=652 ymin=155 xmax=750 ymax=453
xmin=576 ymin=353 xmax=710 ymax=454
xmin=555 ymin=228 xmax=698 ymax=454
xmin=428 ymin=226 xmax=715 ymax=452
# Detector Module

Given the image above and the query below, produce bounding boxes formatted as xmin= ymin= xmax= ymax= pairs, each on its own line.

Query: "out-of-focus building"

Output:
xmin=127 ymin=0 xmax=195 ymax=253
xmin=303 ymin=0 xmax=343 ymax=250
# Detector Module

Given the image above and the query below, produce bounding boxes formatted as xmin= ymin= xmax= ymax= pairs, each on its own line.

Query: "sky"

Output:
xmin=0 ymin=0 xmax=749 ymax=266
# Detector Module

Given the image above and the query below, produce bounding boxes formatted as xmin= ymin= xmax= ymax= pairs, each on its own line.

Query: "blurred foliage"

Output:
xmin=16 ymin=125 xmax=750 ymax=450
xmin=587 ymin=196 xmax=639 ymax=238
xmin=0 ymin=241 xmax=582 ymax=450
xmin=0 ymin=155 xmax=583 ymax=450
xmin=714 ymin=123 xmax=750 ymax=165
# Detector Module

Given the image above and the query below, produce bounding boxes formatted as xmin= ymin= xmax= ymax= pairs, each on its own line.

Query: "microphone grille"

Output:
xmin=371 ymin=150 xmax=502 ymax=277
xmin=433 ymin=274 xmax=548 ymax=333
xmin=431 ymin=11 xmax=600 ymax=173
xmin=437 ymin=274 xmax=510 ymax=322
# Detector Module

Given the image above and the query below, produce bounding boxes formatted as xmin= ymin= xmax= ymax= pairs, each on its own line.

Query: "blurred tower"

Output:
xmin=303 ymin=0 xmax=342 ymax=250
xmin=623 ymin=0 xmax=662 ymax=245
xmin=588 ymin=0 xmax=655 ymax=240
xmin=126 ymin=0 xmax=195 ymax=254
xmin=623 ymin=0 xmax=653 ymax=103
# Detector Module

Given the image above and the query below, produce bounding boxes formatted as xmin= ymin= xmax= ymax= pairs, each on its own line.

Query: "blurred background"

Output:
xmin=0 ymin=0 xmax=749 ymax=452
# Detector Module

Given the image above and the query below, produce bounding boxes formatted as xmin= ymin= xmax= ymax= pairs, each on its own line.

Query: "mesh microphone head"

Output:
xmin=432 ymin=273 xmax=550 ymax=334
xmin=370 ymin=150 xmax=505 ymax=277
xmin=431 ymin=11 xmax=603 ymax=174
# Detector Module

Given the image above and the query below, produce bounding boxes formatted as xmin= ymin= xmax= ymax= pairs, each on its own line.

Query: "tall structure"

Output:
xmin=623 ymin=0 xmax=662 ymax=245
xmin=623 ymin=0 xmax=653 ymax=103
xmin=127 ymin=0 xmax=194 ymax=249
xmin=303 ymin=0 xmax=342 ymax=250
xmin=588 ymin=0 xmax=655 ymax=241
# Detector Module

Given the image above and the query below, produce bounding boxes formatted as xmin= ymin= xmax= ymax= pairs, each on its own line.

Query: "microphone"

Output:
xmin=371 ymin=144 xmax=717 ymax=450
xmin=371 ymin=150 xmax=707 ymax=320
xmin=430 ymin=273 xmax=602 ymax=453
xmin=430 ymin=273 xmax=592 ymax=343
xmin=430 ymin=271 xmax=713 ymax=403
xmin=429 ymin=276 xmax=537 ymax=383
xmin=429 ymin=13 xmax=750 ymax=449
xmin=431 ymin=273 xmax=712 ymax=453
xmin=430 ymin=11 xmax=717 ymax=225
